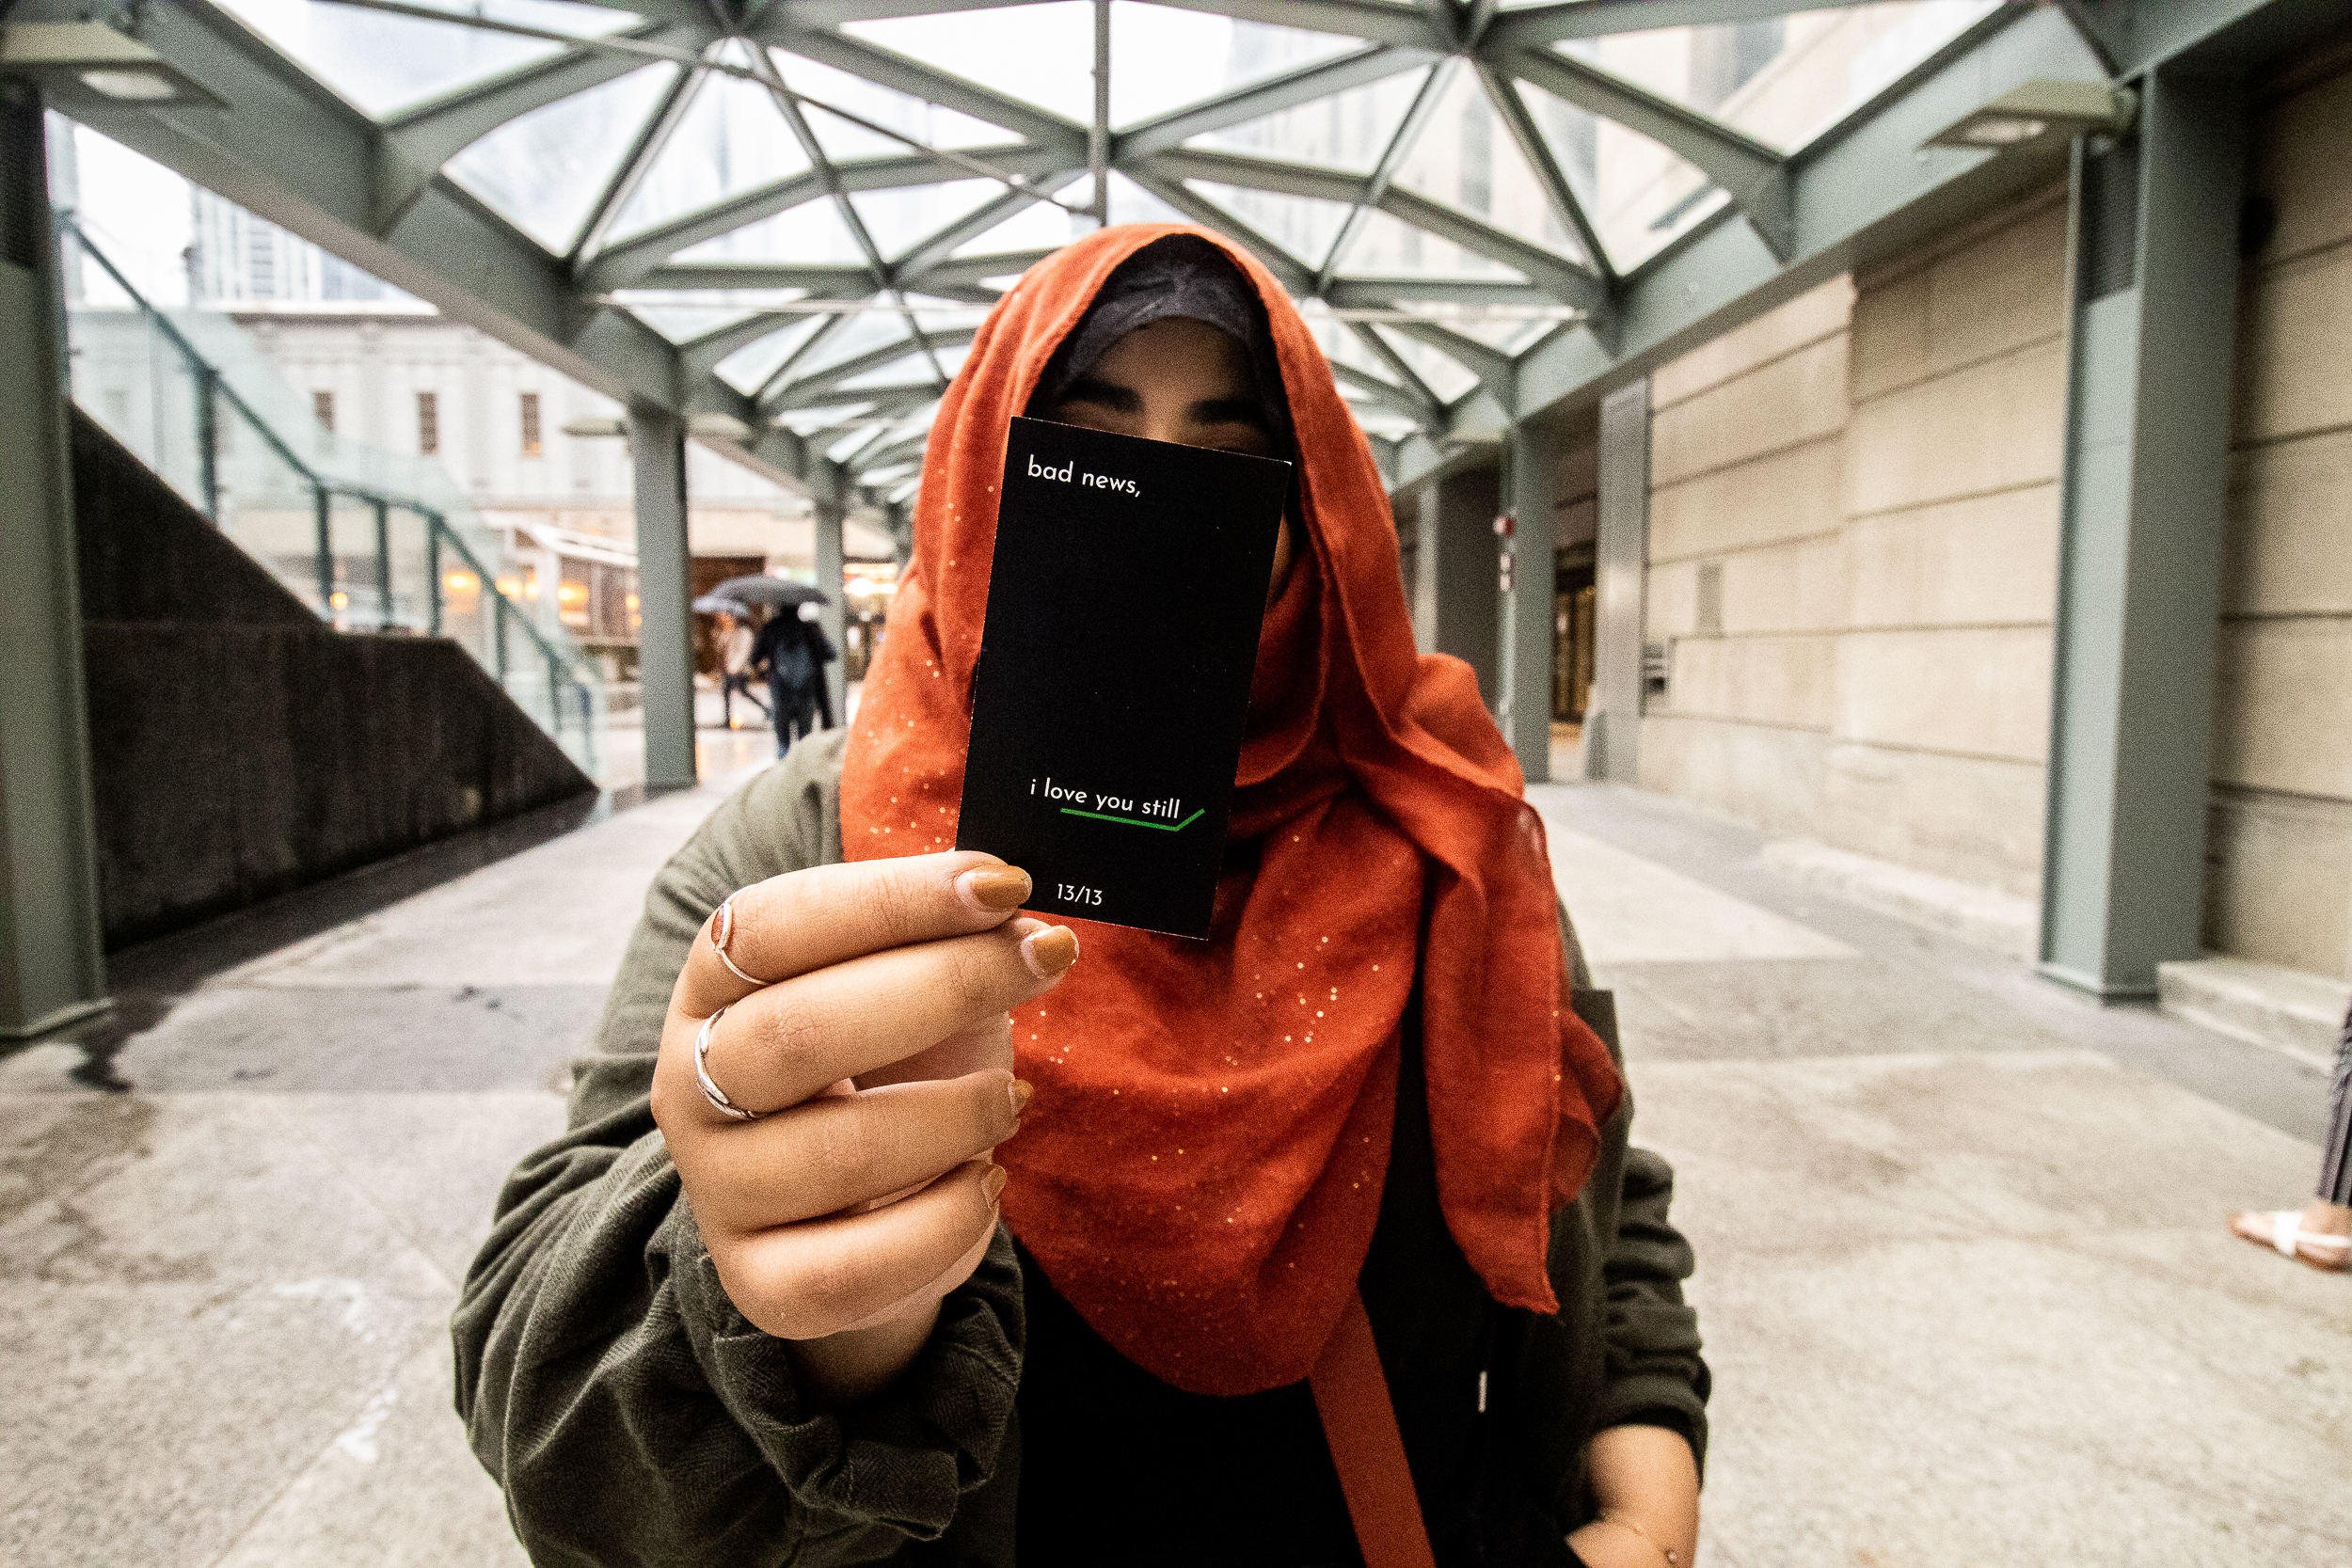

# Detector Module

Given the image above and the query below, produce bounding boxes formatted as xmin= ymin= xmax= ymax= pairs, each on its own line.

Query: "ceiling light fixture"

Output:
xmin=0 ymin=22 xmax=228 ymax=108
xmin=1922 ymin=79 xmax=2134 ymax=153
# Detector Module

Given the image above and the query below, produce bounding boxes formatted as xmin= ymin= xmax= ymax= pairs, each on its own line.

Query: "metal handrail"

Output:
xmin=59 ymin=214 xmax=598 ymax=767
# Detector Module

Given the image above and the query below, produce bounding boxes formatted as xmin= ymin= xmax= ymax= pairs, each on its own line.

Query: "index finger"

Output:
xmin=675 ymin=851 xmax=1032 ymax=1019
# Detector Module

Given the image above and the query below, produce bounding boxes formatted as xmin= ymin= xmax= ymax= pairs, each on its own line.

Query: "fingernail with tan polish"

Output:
xmin=981 ymin=1164 xmax=1009 ymax=1204
xmin=1020 ymin=924 xmax=1078 ymax=978
xmin=1009 ymin=1078 xmax=1034 ymax=1117
xmin=960 ymin=865 xmax=1032 ymax=912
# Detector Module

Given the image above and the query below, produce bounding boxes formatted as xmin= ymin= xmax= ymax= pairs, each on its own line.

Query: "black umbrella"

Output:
xmin=710 ymin=574 xmax=828 ymax=608
xmin=691 ymin=594 xmax=752 ymax=615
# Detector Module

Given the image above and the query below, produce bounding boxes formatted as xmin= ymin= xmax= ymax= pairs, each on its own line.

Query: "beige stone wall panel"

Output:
xmin=1650 ymin=436 xmax=1843 ymax=563
xmin=1637 ymin=715 xmax=1827 ymax=838
xmin=1921 ymin=198 xmax=2069 ymax=379
xmin=1834 ymin=627 xmax=2053 ymax=762
xmin=1651 ymin=276 xmax=1855 ymax=411
xmin=1722 ymin=535 xmax=1843 ymax=636
xmin=1668 ymin=634 xmax=1836 ymax=730
xmin=2201 ymin=784 xmax=2352 ymax=980
xmin=2251 ymin=63 xmax=2352 ymax=267
xmin=1849 ymin=264 xmax=1931 ymax=404
xmin=1821 ymin=742 xmax=2046 ymax=897
xmin=2233 ymin=243 xmax=2352 ymax=447
xmin=2210 ymin=617 xmax=2352 ymax=798
xmin=2221 ymin=428 xmax=2352 ymax=618
xmin=1844 ymin=339 xmax=2067 ymax=518
xmin=1844 ymin=484 xmax=2060 ymax=630
xmin=1650 ymin=558 xmax=1698 ymax=640
xmin=1651 ymin=334 xmax=1849 ymax=488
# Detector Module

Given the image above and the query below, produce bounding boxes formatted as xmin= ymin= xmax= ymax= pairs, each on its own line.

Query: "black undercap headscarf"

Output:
xmin=1029 ymin=233 xmax=1295 ymax=452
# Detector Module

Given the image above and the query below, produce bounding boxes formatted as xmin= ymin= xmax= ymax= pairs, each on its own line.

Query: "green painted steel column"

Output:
xmin=1589 ymin=377 xmax=1651 ymax=784
xmin=2039 ymin=71 xmax=2246 ymax=998
xmin=1409 ymin=465 xmax=1500 ymax=701
xmin=630 ymin=403 xmax=697 ymax=789
xmin=813 ymin=498 xmax=847 ymax=729
xmin=1500 ymin=421 xmax=1557 ymax=783
xmin=0 ymin=84 xmax=109 ymax=1038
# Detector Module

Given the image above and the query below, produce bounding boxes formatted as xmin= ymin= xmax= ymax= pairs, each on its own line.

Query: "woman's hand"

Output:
xmin=1565 ymin=1424 xmax=1700 ymax=1567
xmin=650 ymin=850 xmax=1077 ymax=1407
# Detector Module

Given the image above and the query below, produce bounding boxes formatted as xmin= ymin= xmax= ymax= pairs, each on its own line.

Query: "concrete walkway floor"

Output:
xmin=3 ymin=775 xmax=2344 ymax=1566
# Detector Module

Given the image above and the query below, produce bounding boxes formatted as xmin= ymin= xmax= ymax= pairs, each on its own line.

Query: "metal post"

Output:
xmin=1411 ymin=465 xmax=1501 ymax=701
xmin=0 ymin=82 xmax=109 ymax=1037
xmin=1090 ymin=0 xmax=1110 ymax=228
xmin=373 ymin=498 xmax=391 ymax=630
xmin=628 ymin=403 xmax=697 ymax=789
xmin=427 ymin=515 xmax=444 ymax=637
xmin=1591 ymin=378 xmax=1651 ymax=784
xmin=313 ymin=484 xmax=335 ymax=620
xmin=1500 ymin=420 xmax=1558 ymax=783
xmin=495 ymin=592 xmax=510 ymax=683
xmin=195 ymin=364 xmax=220 ymax=524
xmin=2038 ymin=74 xmax=2246 ymax=999
xmin=814 ymin=496 xmax=848 ymax=728
xmin=548 ymin=649 xmax=564 ymax=738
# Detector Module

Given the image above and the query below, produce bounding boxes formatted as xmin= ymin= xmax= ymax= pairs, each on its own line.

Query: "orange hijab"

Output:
xmin=840 ymin=225 xmax=1620 ymax=1397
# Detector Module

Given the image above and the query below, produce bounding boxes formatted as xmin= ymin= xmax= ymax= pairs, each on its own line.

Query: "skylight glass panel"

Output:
xmin=1104 ymin=171 xmax=1189 ymax=229
xmin=777 ymin=402 xmax=876 ymax=435
xmin=950 ymin=198 xmax=1086 ymax=258
xmin=840 ymin=3 xmax=1363 ymax=130
xmin=676 ymin=198 xmax=866 ymax=265
xmin=215 ymin=0 xmax=626 ymax=119
xmin=1184 ymin=65 xmax=1429 ymax=175
xmin=716 ymin=314 xmax=830 ymax=394
xmin=1514 ymin=79 xmax=1724 ymax=273
xmin=1334 ymin=208 xmax=1528 ymax=283
xmin=1388 ymin=63 xmax=1590 ymax=268
xmin=849 ymin=181 xmax=1005 ymax=262
xmin=1354 ymin=409 xmax=1423 ymax=441
xmin=1554 ymin=1 xmax=2002 ymax=152
xmin=607 ymin=56 xmax=813 ymax=243
xmin=792 ymin=310 xmax=918 ymax=383
xmin=1297 ymin=314 xmax=1403 ymax=387
xmin=1368 ymin=325 xmax=1480 ymax=402
xmin=771 ymin=50 xmax=1024 ymax=159
xmin=1184 ymin=184 xmax=1355 ymax=272
xmin=446 ymin=65 xmax=674 ymax=255
xmin=613 ymin=292 xmax=811 ymax=344
xmin=834 ymin=349 xmax=936 ymax=390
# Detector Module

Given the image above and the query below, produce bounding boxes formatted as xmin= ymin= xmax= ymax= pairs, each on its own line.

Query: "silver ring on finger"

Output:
xmin=694 ymin=1006 xmax=764 ymax=1120
xmin=709 ymin=895 xmax=774 ymax=988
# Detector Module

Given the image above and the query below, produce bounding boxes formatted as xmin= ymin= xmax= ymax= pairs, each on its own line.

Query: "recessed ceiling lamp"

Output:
xmin=1922 ymin=79 xmax=2134 ymax=152
xmin=0 ymin=22 xmax=229 ymax=108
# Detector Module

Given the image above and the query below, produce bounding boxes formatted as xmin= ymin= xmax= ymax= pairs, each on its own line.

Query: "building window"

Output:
xmin=519 ymin=391 xmax=543 ymax=457
xmin=417 ymin=390 xmax=439 ymax=455
xmin=313 ymin=389 xmax=335 ymax=433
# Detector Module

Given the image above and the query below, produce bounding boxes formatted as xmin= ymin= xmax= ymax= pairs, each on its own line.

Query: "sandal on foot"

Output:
xmin=2231 ymin=1210 xmax=2352 ymax=1274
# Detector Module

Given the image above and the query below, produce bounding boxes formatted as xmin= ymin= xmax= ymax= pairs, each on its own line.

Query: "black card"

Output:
xmin=955 ymin=417 xmax=1292 ymax=939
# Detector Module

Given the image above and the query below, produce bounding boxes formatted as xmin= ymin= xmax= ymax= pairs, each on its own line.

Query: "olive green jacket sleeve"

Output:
xmin=452 ymin=732 xmax=1023 ymax=1568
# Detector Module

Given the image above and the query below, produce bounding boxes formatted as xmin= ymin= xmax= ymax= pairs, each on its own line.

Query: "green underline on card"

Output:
xmin=1059 ymin=806 xmax=1206 ymax=832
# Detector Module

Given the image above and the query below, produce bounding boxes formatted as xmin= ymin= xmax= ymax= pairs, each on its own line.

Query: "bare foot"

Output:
xmin=2230 ymin=1202 xmax=2352 ymax=1272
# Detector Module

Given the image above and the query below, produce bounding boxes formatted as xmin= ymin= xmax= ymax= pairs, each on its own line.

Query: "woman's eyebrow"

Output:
xmin=1188 ymin=396 xmax=1267 ymax=428
xmin=1057 ymin=375 xmax=1142 ymax=414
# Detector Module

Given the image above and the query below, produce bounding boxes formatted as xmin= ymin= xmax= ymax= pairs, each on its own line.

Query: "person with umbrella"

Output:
xmin=727 ymin=577 xmax=835 ymax=758
xmin=694 ymin=594 xmax=770 ymax=732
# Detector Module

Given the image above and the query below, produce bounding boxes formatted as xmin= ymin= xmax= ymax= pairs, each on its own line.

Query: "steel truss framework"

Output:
xmin=24 ymin=0 xmax=2200 ymax=546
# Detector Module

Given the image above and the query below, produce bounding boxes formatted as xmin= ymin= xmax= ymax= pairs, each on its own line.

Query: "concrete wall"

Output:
xmin=72 ymin=412 xmax=594 ymax=949
xmin=2205 ymin=53 xmax=2352 ymax=980
xmin=1636 ymin=184 xmax=2071 ymax=899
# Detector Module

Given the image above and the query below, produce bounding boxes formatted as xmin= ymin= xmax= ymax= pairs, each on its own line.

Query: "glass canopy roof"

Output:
xmin=199 ymin=0 xmax=2007 ymax=517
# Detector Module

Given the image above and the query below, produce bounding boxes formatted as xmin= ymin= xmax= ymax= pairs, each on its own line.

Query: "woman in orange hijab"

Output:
xmin=456 ymin=226 xmax=1708 ymax=1568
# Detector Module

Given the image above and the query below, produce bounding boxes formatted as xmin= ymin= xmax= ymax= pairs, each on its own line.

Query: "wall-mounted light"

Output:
xmin=1922 ymin=79 xmax=2135 ymax=152
xmin=0 ymin=22 xmax=228 ymax=108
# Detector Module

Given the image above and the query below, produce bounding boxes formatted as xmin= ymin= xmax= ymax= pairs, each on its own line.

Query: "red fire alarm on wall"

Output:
xmin=1493 ymin=514 xmax=1516 ymax=538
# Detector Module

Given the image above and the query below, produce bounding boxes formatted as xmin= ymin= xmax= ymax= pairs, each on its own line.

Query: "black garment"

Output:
xmin=754 ymin=617 xmax=837 ymax=757
xmin=1013 ymin=1014 xmax=1590 ymax=1568
xmin=2322 ymin=997 xmax=2352 ymax=1205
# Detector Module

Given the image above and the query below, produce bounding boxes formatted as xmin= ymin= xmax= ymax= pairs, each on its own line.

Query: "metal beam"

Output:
xmin=1115 ymin=46 xmax=1432 ymax=159
xmin=1124 ymin=169 xmax=1316 ymax=293
xmin=763 ymin=326 xmax=979 ymax=410
xmin=1435 ymin=3 xmax=2091 ymax=496
xmin=1149 ymin=0 xmax=1450 ymax=50
xmin=629 ymin=403 xmax=697 ymax=789
xmin=1472 ymin=57 xmax=1613 ymax=287
xmin=1482 ymin=0 xmax=1879 ymax=52
xmin=1381 ymin=317 xmax=1513 ymax=392
xmin=1503 ymin=46 xmax=1790 ymax=259
xmin=749 ymin=24 xmax=1090 ymax=151
xmin=1377 ymin=185 xmax=1608 ymax=312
